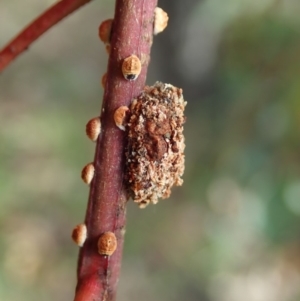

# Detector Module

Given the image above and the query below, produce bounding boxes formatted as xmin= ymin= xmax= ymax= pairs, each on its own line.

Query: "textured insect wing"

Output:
xmin=125 ymin=82 xmax=186 ymax=208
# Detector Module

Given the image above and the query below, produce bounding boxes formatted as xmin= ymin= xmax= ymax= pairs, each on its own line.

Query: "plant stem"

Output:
xmin=74 ymin=1 xmax=157 ymax=301
xmin=0 ymin=0 xmax=92 ymax=72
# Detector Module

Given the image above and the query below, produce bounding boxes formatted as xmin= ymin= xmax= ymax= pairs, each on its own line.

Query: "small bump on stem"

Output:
xmin=114 ymin=106 xmax=129 ymax=131
xmin=101 ymin=73 xmax=107 ymax=89
xmin=81 ymin=163 xmax=95 ymax=185
xmin=154 ymin=7 xmax=169 ymax=35
xmin=122 ymin=55 xmax=141 ymax=81
xmin=72 ymin=224 xmax=87 ymax=247
xmin=105 ymin=44 xmax=111 ymax=55
xmin=98 ymin=19 xmax=113 ymax=44
xmin=97 ymin=232 xmax=117 ymax=256
xmin=86 ymin=117 xmax=101 ymax=141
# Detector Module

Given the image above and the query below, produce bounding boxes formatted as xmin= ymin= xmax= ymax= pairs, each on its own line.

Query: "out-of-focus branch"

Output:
xmin=74 ymin=1 xmax=157 ymax=301
xmin=0 ymin=0 xmax=92 ymax=72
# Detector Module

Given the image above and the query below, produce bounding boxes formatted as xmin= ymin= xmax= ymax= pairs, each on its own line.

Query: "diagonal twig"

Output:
xmin=0 ymin=0 xmax=92 ymax=72
xmin=74 ymin=1 xmax=157 ymax=300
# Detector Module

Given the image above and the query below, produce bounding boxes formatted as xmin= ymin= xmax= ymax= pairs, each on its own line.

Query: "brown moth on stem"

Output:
xmin=125 ymin=82 xmax=186 ymax=208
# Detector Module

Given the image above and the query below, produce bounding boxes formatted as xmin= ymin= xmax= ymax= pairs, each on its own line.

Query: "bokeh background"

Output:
xmin=1 ymin=0 xmax=300 ymax=300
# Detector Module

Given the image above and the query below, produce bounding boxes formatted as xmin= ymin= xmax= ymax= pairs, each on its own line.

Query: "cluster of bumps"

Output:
xmin=125 ymin=82 xmax=187 ymax=208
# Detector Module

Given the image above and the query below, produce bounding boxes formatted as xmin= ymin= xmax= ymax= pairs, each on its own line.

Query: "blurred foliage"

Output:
xmin=1 ymin=0 xmax=300 ymax=301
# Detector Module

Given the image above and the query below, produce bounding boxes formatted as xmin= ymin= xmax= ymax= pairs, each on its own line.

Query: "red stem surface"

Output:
xmin=74 ymin=1 xmax=157 ymax=301
xmin=0 ymin=0 xmax=92 ymax=72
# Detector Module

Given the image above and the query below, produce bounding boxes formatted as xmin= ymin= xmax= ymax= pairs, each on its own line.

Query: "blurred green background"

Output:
xmin=1 ymin=0 xmax=300 ymax=300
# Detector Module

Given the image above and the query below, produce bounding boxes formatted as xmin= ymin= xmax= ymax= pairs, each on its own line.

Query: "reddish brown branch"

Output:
xmin=0 ymin=0 xmax=92 ymax=72
xmin=74 ymin=1 xmax=157 ymax=301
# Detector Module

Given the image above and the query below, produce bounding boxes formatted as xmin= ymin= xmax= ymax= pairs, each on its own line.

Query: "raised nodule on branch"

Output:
xmin=72 ymin=224 xmax=88 ymax=247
